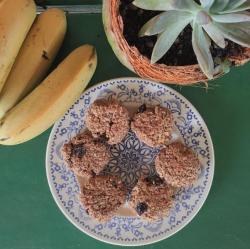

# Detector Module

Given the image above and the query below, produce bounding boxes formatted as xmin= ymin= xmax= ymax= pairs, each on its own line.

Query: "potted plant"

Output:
xmin=103 ymin=0 xmax=250 ymax=85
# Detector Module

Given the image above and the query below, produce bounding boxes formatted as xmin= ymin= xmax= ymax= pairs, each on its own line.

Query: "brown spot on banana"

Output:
xmin=42 ymin=50 xmax=49 ymax=60
xmin=0 ymin=137 xmax=10 ymax=142
xmin=88 ymin=63 xmax=93 ymax=69
xmin=88 ymin=47 xmax=96 ymax=61
xmin=0 ymin=119 xmax=4 ymax=127
xmin=26 ymin=0 xmax=31 ymax=7
xmin=18 ymin=125 xmax=30 ymax=135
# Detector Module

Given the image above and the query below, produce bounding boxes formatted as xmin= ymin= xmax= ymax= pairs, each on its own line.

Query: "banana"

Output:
xmin=0 ymin=0 xmax=36 ymax=93
xmin=0 ymin=45 xmax=97 ymax=145
xmin=0 ymin=8 xmax=67 ymax=119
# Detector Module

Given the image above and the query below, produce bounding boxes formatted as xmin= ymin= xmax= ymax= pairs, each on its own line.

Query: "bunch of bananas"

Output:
xmin=0 ymin=0 xmax=97 ymax=145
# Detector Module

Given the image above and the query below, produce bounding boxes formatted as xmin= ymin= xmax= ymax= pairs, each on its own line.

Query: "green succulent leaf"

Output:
xmin=133 ymin=0 xmax=173 ymax=11
xmin=215 ymin=22 xmax=250 ymax=35
xmin=200 ymin=0 xmax=215 ymax=9
xmin=139 ymin=11 xmax=192 ymax=37
xmin=212 ymin=12 xmax=250 ymax=23
xmin=220 ymin=0 xmax=250 ymax=13
xmin=223 ymin=0 xmax=247 ymax=11
xmin=210 ymin=0 xmax=230 ymax=12
xmin=231 ymin=1 xmax=250 ymax=11
xmin=203 ymin=23 xmax=226 ymax=48
xmin=216 ymin=23 xmax=250 ymax=47
xmin=232 ymin=21 xmax=250 ymax=34
xmin=133 ymin=0 xmax=200 ymax=12
xmin=220 ymin=60 xmax=231 ymax=74
xmin=214 ymin=58 xmax=231 ymax=76
xmin=192 ymin=22 xmax=214 ymax=79
xmin=151 ymin=16 xmax=192 ymax=64
xmin=169 ymin=0 xmax=200 ymax=12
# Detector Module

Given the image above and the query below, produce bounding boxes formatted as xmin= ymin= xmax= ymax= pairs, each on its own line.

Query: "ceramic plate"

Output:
xmin=46 ymin=78 xmax=214 ymax=246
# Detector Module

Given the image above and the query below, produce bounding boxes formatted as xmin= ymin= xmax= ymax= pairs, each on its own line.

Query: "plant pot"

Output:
xmin=103 ymin=0 xmax=250 ymax=85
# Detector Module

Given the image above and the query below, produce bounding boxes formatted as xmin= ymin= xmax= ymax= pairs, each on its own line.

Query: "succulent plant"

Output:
xmin=133 ymin=0 xmax=250 ymax=79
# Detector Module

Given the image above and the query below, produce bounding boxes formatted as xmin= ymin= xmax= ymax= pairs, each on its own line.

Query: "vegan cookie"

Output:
xmin=129 ymin=176 xmax=175 ymax=220
xmin=62 ymin=131 xmax=110 ymax=177
xmin=155 ymin=142 xmax=200 ymax=188
xmin=79 ymin=175 xmax=127 ymax=222
xmin=131 ymin=105 xmax=173 ymax=147
xmin=85 ymin=99 xmax=130 ymax=144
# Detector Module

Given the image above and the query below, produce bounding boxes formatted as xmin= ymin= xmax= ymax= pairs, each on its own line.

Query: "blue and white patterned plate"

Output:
xmin=46 ymin=78 xmax=214 ymax=246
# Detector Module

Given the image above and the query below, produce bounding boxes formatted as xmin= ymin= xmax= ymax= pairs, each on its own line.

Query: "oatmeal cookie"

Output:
xmin=62 ymin=131 xmax=110 ymax=177
xmin=155 ymin=142 xmax=200 ymax=187
xmin=79 ymin=175 xmax=127 ymax=222
xmin=131 ymin=105 xmax=173 ymax=147
xmin=129 ymin=176 xmax=175 ymax=220
xmin=85 ymin=99 xmax=130 ymax=144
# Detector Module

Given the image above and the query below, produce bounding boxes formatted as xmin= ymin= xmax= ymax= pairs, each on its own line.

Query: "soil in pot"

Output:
xmin=119 ymin=0 xmax=245 ymax=66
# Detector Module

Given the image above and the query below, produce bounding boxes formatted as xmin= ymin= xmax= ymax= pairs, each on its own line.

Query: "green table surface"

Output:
xmin=1 ymin=7 xmax=250 ymax=249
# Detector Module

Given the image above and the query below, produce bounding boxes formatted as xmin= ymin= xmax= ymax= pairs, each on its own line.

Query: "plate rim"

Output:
xmin=45 ymin=77 xmax=215 ymax=246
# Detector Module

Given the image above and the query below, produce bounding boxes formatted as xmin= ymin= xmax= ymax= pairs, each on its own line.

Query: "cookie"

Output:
xmin=85 ymin=99 xmax=130 ymax=144
xmin=131 ymin=105 xmax=173 ymax=147
xmin=79 ymin=175 xmax=127 ymax=222
xmin=62 ymin=131 xmax=110 ymax=177
xmin=129 ymin=176 xmax=175 ymax=220
xmin=155 ymin=142 xmax=200 ymax=187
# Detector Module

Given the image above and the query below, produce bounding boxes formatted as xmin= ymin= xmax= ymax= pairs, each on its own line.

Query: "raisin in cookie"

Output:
xmin=62 ymin=131 xmax=110 ymax=177
xmin=79 ymin=175 xmax=127 ymax=222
